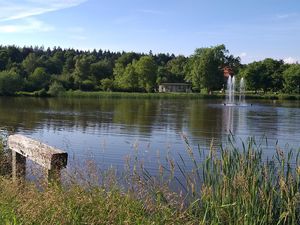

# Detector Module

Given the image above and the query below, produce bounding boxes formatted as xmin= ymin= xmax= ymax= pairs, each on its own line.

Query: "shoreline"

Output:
xmin=0 ymin=136 xmax=298 ymax=224
xmin=10 ymin=90 xmax=300 ymax=100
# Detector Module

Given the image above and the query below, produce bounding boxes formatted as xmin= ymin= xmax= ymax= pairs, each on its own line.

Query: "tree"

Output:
xmin=239 ymin=62 xmax=262 ymax=93
xmin=283 ymin=64 xmax=300 ymax=94
xmin=28 ymin=67 xmax=50 ymax=91
xmin=241 ymin=59 xmax=285 ymax=93
xmin=115 ymin=62 xmax=139 ymax=91
xmin=44 ymin=53 xmax=64 ymax=75
xmin=0 ymin=70 xmax=23 ymax=95
xmin=63 ymin=50 xmax=76 ymax=74
xmin=166 ymin=55 xmax=187 ymax=83
xmin=22 ymin=53 xmax=41 ymax=75
xmin=72 ymin=55 xmax=91 ymax=89
xmin=113 ymin=52 xmax=140 ymax=85
xmin=154 ymin=53 xmax=174 ymax=66
xmin=7 ymin=46 xmax=22 ymax=63
xmin=186 ymin=45 xmax=227 ymax=92
xmin=261 ymin=58 xmax=284 ymax=92
xmin=48 ymin=81 xmax=65 ymax=96
xmin=100 ymin=78 xmax=114 ymax=91
xmin=90 ymin=59 xmax=113 ymax=82
xmin=135 ymin=56 xmax=158 ymax=92
xmin=0 ymin=50 xmax=8 ymax=71
xmin=156 ymin=66 xmax=171 ymax=84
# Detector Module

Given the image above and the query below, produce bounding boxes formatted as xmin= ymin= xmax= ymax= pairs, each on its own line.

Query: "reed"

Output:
xmin=129 ymin=135 xmax=300 ymax=224
xmin=0 ymin=134 xmax=298 ymax=224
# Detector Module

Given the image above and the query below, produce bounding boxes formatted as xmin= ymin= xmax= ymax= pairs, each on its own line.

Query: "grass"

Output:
xmin=0 ymin=133 xmax=299 ymax=224
xmin=61 ymin=90 xmax=223 ymax=99
xmin=245 ymin=92 xmax=300 ymax=100
xmin=11 ymin=89 xmax=300 ymax=101
xmin=61 ymin=90 xmax=300 ymax=101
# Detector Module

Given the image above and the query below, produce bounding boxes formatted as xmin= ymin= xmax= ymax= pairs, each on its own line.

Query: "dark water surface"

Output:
xmin=1 ymin=97 xmax=299 ymax=173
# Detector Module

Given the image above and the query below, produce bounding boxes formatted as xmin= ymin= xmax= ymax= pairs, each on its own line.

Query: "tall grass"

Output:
xmin=128 ymin=135 xmax=300 ymax=224
xmin=0 ymin=134 xmax=299 ymax=224
xmin=180 ymin=135 xmax=300 ymax=224
xmin=60 ymin=90 xmax=300 ymax=101
xmin=62 ymin=90 xmax=223 ymax=99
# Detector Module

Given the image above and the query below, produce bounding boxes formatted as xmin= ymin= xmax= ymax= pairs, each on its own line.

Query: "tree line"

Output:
xmin=0 ymin=44 xmax=299 ymax=96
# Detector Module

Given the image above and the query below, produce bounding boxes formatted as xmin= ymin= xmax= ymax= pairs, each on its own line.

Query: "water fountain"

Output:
xmin=224 ymin=76 xmax=247 ymax=133
xmin=225 ymin=76 xmax=246 ymax=106
xmin=226 ymin=75 xmax=236 ymax=105
xmin=239 ymin=77 xmax=246 ymax=105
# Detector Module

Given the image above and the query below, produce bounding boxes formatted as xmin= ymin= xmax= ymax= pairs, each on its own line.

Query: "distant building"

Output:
xmin=223 ymin=66 xmax=233 ymax=78
xmin=158 ymin=83 xmax=192 ymax=93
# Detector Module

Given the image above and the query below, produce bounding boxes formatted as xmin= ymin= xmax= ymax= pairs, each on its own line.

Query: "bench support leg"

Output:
xmin=12 ymin=150 xmax=26 ymax=182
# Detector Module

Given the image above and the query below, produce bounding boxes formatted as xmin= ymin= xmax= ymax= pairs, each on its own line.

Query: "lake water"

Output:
xmin=1 ymin=97 xmax=299 ymax=174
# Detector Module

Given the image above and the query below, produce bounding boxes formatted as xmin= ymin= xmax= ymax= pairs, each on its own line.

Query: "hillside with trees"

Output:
xmin=0 ymin=44 xmax=299 ymax=96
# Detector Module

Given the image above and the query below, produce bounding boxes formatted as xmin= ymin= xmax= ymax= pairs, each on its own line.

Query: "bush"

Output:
xmin=100 ymin=78 xmax=114 ymax=91
xmin=0 ymin=71 xmax=23 ymax=95
xmin=33 ymin=88 xmax=48 ymax=97
xmin=47 ymin=82 xmax=66 ymax=97
xmin=283 ymin=64 xmax=300 ymax=94
xmin=81 ymin=80 xmax=95 ymax=91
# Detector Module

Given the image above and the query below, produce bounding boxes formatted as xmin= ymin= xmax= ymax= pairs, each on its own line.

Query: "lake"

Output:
xmin=0 ymin=97 xmax=299 ymax=174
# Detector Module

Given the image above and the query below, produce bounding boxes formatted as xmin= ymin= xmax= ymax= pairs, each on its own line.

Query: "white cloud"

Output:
xmin=276 ymin=13 xmax=297 ymax=20
xmin=0 ymin=18 xmax=54 ymax=33
xmin=284 ymin=57 xmax=298 ymax=64
xmin=239 ymin=52 xmax=247 ymax=58
xmin=0 ymin=0 xmax=87 ymax=21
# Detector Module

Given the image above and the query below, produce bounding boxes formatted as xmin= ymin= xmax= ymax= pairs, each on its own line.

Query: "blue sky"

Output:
xmin=0 ymin=0 xmax=300 ymax=63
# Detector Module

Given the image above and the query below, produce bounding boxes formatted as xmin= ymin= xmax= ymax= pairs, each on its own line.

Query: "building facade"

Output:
xmin=158 ymin=83 xmax=192 ymax=93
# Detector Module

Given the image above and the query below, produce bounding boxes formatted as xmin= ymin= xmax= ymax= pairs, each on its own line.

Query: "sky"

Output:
xmin=0 ymin=0 xmax=300 ymax=64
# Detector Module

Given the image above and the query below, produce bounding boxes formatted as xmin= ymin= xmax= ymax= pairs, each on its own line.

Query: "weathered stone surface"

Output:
xmin=8 ymin=134 xmax=67 ymax=170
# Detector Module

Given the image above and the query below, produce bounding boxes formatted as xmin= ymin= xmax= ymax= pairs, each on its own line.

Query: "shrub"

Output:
xmin=48 ymin=82 xmax=66 ymax=97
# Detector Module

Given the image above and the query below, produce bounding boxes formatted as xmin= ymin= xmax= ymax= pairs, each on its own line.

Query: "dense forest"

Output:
xmin=0 ymin=44 xmax=299 ymax=96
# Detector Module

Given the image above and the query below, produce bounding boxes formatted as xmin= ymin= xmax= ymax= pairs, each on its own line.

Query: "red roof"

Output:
xmin=223 ymin=66 xmax=233 ymax=78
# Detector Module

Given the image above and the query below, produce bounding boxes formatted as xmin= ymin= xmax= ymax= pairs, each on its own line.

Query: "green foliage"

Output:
xmin=62 ymin=90 xmax=221 ymax=99
xmin=28 ymin=67 xmax=50 ymax=91
xmin=0 ymin=136 xmax=298 ymax=224
xmin=186 ymin=45 xmax=228 ymax=92
xmin=115 ymin=62 xmax=140 ymax=91
xmin=90 ymin=59 xmax=112 ymax=82
xmin=113 ymin=52 xmax=141 ymax=91
xmin=0 ymin=44 xmax=298 ymax=96
xmin=0 ymin=50 xmax=9 ymax=71
xmin=81 ymin=79 xmax=95 ymax=91
xmin=135 ymin=56 xmax=158 ymax=92
xmin=283 ymin=64 xmax=300 ymax=93
xmin=47 ymin=82 xmax=66 ymax=96
xmin=239 ymin=62 xmax=262 ymax=92
xmin=22 ymin=53 xmax=41 ymax=74
xmin=100 ymin=78 xmax=114 ymax=91
xmin=241 ymin=59 xmax=285 ymax=92
xmin=0 ymin=70 xmax=23 ymax=95
xmin=165 ymin=55 xmax=187 ymax=82
xmin=33 ymin=88 xmax=48 ymax=97
xmin=43 ymin=54 xmax=63 ymax=75
xmin=72 ymin=55 xmax=92 ymax=89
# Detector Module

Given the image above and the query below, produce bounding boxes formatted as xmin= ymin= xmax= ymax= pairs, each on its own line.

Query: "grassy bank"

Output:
xmin=245 ymin=93 xmax=300 ymax=100
xmin=11 ymin=90 xmax=300 ymax=100
xmin=61 ymin=90 xmax=222 ymax=99
xmin=61 ymin=90 xmax=300 ymax=100
xmin=0 ymin=136 xmax=299 ymax=224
